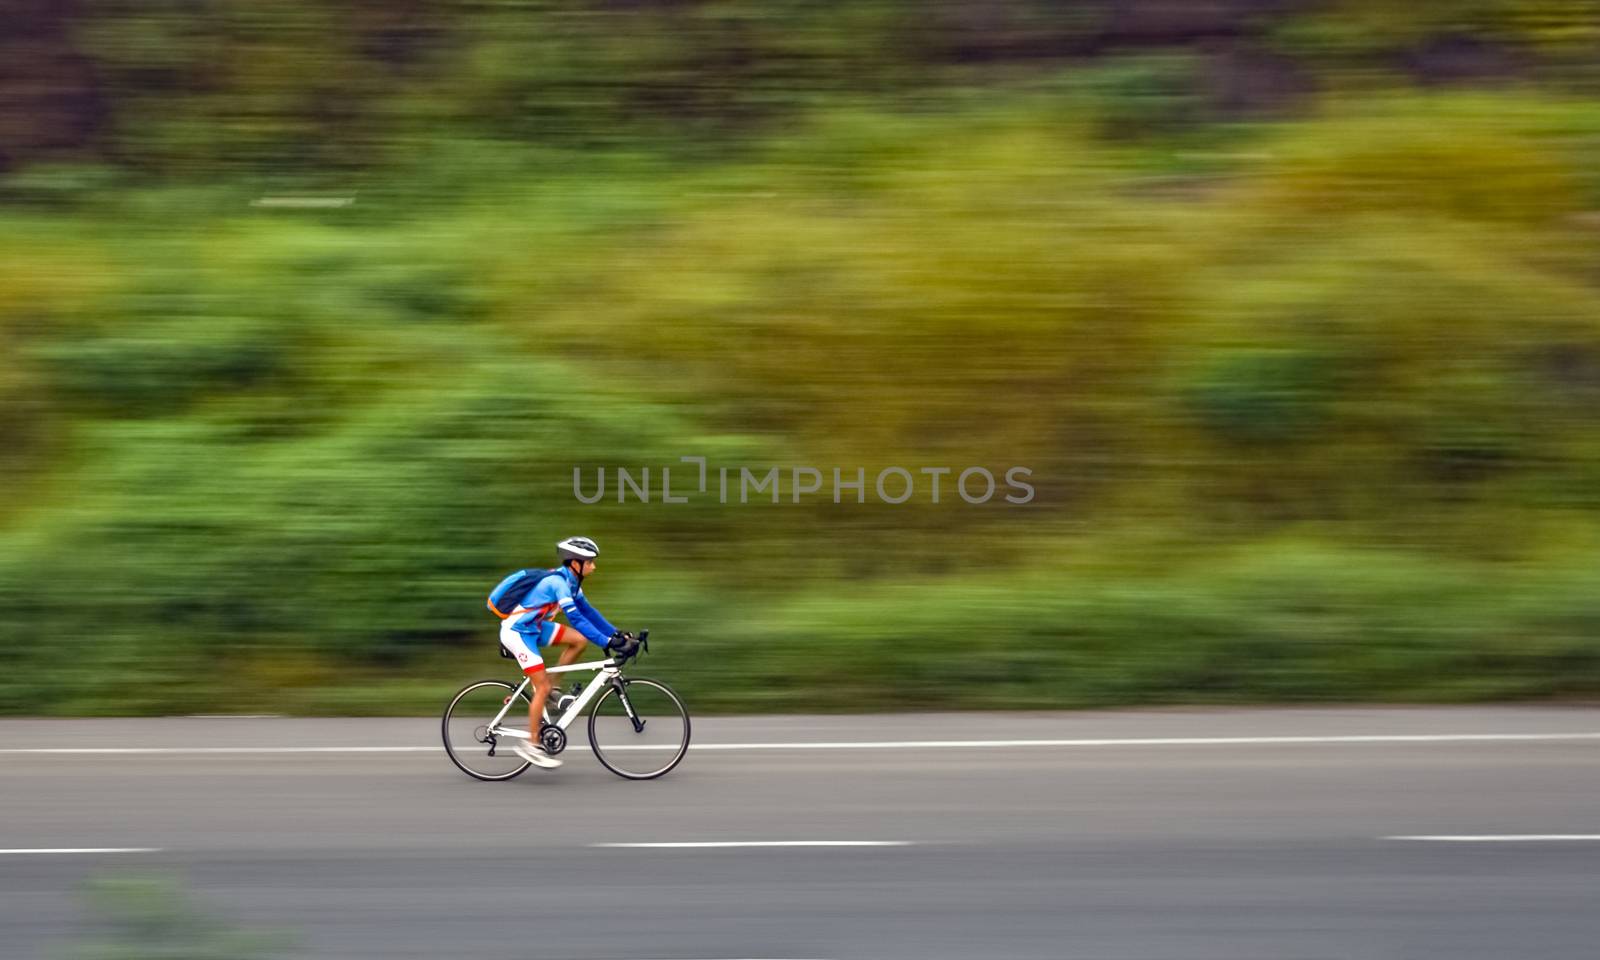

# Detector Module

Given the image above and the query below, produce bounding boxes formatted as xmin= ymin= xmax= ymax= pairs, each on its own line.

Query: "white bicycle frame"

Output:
xmin=485 ymin=658 xmax=622 ymax=740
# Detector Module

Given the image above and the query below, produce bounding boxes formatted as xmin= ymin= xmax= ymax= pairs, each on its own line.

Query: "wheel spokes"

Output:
xmin=588 ymin=679 xmax=690 ymax=779
xmin=443 ymin=682 xmax=531 ymax=780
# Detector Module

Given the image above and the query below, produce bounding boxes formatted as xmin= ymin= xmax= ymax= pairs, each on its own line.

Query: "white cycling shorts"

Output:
xmin=499 ymin=617 xmax=564 ymax=676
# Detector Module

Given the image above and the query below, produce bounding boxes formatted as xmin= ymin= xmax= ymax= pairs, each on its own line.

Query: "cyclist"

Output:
xmin=497 ymin=536 xmax=631 ymax=769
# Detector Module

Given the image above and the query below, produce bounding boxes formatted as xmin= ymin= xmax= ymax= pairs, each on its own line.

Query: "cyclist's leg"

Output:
xmin=543 ymin=625 xmax=592 ymax=709
xmin=527 ymin=668 xmax=551 ymax=736
xmin=550 ymin=624 xmax=590 ymax=670
xmin=500 ymin=618 xmax=550 ymax=733
xmin=529 ymin=619 xmax=584 ymax=726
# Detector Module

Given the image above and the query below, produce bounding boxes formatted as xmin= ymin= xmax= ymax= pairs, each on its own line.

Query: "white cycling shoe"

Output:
xmin=512 ymin=739 xmax=562 ymax=769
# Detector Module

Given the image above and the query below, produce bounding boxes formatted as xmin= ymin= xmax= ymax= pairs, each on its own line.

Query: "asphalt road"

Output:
xmin=3 ymin=707 xmax=1598 ymax=960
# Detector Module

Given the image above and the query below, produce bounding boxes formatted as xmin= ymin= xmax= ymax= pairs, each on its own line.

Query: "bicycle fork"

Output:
xmin=611 ymin=678 xmax=646 ymax=734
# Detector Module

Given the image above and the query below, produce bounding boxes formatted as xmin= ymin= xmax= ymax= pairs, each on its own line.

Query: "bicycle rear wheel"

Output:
xmin=441 ymin=680 xmax=531 ymax=781
xmin=588 ymin=677 xmax=691 ymax=780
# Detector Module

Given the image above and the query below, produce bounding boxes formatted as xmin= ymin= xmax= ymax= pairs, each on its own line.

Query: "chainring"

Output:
xmin=540 ymin=723 xmax=568 ymax=755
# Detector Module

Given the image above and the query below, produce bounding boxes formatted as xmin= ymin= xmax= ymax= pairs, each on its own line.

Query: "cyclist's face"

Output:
xmin=580 ymin=559 xmax=597 ymax=577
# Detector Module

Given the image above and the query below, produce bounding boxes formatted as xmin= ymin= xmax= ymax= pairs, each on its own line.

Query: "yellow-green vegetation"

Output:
xmin=4 ymin=3 xmax=1600 ymax=713
xmin=60 ymin=872 xmax=291 ymax=959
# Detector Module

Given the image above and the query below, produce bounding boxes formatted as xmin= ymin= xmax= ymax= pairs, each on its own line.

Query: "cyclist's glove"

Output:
xmin=607 ymin=631 xmax=641 ymax=660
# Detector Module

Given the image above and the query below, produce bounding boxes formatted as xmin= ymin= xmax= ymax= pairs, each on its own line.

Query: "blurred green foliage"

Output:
xmin=58 ymin=872 xmax=291 ymax=960
xmin=4 ymin=2 xmax=1600 ymax=713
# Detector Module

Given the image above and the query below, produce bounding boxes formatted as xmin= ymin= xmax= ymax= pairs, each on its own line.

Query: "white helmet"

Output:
xmin=556 ymin=536 xmax=599 ymax=562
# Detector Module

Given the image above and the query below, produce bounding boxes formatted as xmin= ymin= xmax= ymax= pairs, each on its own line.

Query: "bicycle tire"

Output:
xmin=587 ymin=677 xmax=691 ymax=780
xmin=441 ymin=679 xmax=532 ymax=781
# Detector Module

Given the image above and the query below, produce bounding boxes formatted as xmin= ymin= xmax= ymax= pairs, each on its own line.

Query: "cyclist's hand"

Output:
xmin=609 ymin=632 xmax=644 ymax=661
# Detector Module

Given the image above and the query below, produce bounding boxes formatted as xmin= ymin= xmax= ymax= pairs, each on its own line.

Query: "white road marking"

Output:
xmin=605 ymin=732 xmax=1600 ymax=751
xmin=2 ymin=747 xmax=431 ymax=754
xmin=0 ymin=848 xmax=159 ymax=855
xmin=592 ymin=841 xmax=912 ymax=849
xmin=2 ymin=731 xmax=1598 ymax=755
xmin=1386 ymin=835 xmax=1600 ymax=842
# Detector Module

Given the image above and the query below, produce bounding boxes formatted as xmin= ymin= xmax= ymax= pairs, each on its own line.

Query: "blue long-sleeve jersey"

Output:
xmin=508 ymin=565 xmax=617 ymax=648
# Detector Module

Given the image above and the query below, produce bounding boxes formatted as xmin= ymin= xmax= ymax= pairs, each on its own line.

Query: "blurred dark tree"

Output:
xmin=0 ymin=0 xmax=1593 ymax=175
xmin=0 ymin=0 xmax=103 ymax=171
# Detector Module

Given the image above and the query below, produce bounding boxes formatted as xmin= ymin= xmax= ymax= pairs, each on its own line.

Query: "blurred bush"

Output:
xmin=3 ymin=3 xmax=1600 ymax=713
xmin=58 ymin=872 xmax=291 ymax=960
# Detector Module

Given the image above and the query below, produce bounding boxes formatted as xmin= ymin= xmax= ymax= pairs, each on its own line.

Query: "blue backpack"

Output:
xmin=486 ymin=567 xmax=559 ymax=620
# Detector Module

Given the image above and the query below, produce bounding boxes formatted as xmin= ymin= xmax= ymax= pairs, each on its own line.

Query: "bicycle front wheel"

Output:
xmin=588 ymin=677 xmax=691 ymax=780
xmin=441 ymin=680 xmax=531 ymax=781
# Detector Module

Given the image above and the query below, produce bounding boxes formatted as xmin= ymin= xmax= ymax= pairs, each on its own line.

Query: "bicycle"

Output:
xmin=440 ymin=630 xmax=690 ymax=781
